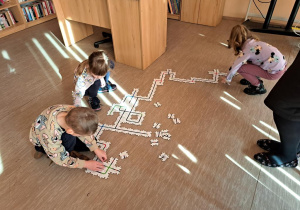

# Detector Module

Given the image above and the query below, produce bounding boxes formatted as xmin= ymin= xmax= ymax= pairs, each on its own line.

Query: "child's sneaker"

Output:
xmin=240 ymin=78 xmax=263 ymax=85
xmin=34 ymin=151 xmax=44 ymax=159
xmin=70 ymin=151 xmax=90 ymax=160
xmin=88 ymin=97 xmax=101 ymax=111
xmin=99 ymin=81 xmax=117 ymax=93
xmin=243 ymin=82 xmax=267 ymax=95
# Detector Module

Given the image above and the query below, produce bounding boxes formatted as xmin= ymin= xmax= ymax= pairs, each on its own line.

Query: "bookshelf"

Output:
xmin=0 ymin=0 xmax=56 ymax=38
xmin=167 ymin=0 xmax=181 ymax=20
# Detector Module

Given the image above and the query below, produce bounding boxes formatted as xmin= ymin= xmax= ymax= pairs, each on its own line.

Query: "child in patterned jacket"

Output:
xmin=221 ymin=25 xmax=287 ymax=95
xmin=29 ymin=105 xmax=107 ymax=172
xmin=73 ymin=50 xmax=116 ymax=110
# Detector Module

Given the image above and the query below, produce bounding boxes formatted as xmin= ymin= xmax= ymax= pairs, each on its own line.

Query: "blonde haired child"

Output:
xmin=73 ymin=50 xmax=117 ymax=110
xmin=30 ymin=105 xmax=107 ymax=172
xmin=221 ymin=25 xmax=286 ymax=95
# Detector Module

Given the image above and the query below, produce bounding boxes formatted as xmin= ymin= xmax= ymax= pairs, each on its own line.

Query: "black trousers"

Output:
xmin=273 ymin=112 xmax=300 ymax=159
xmin=84 ymin=79 xmax=100 ymax=98
xmin=84 ymin=74 xmax=110 ymax=97
xmin=35 ymin=132 xmax=89 ymax=154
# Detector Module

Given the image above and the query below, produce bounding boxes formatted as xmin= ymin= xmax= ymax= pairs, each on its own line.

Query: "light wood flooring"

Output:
xmin=0 ymin=18 xmax=299 ymax=210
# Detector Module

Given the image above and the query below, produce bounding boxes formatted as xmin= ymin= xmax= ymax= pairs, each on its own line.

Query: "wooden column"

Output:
xmin=181 ymin=0 xmax=225 ymax=27
xmin=108 ymin=0 xmax=167 ymax=70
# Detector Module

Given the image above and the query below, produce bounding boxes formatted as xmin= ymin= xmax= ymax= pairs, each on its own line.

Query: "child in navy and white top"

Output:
xmin=72 ymin=50 xmax=117 ymax=110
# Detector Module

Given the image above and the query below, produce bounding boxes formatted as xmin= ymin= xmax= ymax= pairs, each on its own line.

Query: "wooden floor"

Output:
xmin=0 ymin=18 xmax=299 ymax=210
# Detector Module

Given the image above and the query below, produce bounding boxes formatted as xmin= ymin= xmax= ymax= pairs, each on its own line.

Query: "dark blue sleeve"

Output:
xmin=109 ymin=60 xmax=115 ymax=70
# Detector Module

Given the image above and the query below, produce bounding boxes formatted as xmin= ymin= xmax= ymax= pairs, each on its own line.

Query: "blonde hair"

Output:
xmin=75 ymin=50 xmax=109 ymax=76
xmin=228 ymin=25 xmax=259 ymax=55
xmin=65 ymin=107 xmax=98 ymax=135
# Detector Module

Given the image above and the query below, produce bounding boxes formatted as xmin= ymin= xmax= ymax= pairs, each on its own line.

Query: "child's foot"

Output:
xmin=254 ymin=152 xmax=298 ymax=168
xmin=70 ymin=151 xmax=90 ymax=160
xmin=88 ymin=97 xmax=101 ymax=111
xmin=243 ymin=82 xmax=266 ymax=95
xmin=240 ymin=78 xmax=263 ymax=85
xmin=34 ymin=151 xmax=44 ymax=159
xmin=98 ymin=81 xmax=117 ymax=93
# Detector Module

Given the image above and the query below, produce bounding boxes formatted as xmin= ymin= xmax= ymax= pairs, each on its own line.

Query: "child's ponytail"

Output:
xmin=75 ymin=60 xmax=88 ymax=76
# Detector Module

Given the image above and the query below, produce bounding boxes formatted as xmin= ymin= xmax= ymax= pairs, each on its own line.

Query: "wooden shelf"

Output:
xmin=26 ymin=14 xmax=56 ymax=27
xmin=0 ymin=2 xmax=18 ymax=10
xmin=167 ymin=13 xmax=180 ymax=20
xmin=19 ymin=0 xmax=39 ymax=5
xmin=0 ymin=0 xmax=56 ymax=38
xmin=0 ymin=22 xmax=26 ymax=37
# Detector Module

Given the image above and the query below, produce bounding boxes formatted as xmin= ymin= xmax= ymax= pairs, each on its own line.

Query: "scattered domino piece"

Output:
xmin=150 ymin=139 xmax=159 ymax=146
xmin=159 ymin=153 xmax=169 ymax=161
xmin=154 ymin=102 xmax=161 ymax=107
xmin=172 ymin=118 xmax=181 ymax=124
xmin=155 ymin=129 xmax=171 ymax=140
xmin=153 ymin=122 xmax=161 ymax=129
xmin=96 ymin=140 xmax=111 ymax=151
xmin=220 ymin=42 xmax=229 ymax=48
xmin=168 ymin=113 xmax=175 ymax=119
xmin=119 ymin=151 xmax=129 ymax=159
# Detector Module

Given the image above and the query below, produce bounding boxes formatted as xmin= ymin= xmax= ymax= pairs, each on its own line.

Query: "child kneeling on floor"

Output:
xmin=73 ymin=50 xmax=117 ymax=111
xmin=29 ymin=104 xmax=106 ymax=172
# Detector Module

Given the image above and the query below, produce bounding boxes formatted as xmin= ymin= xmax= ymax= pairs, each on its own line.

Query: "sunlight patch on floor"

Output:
xmin=259 ymin=120 xmax=279 ymax=134
xmin=176 ymin=164 xmax=191 ymax=174
xmin=220 ymin=96 xmax=241 ymax=110
xmin=44 ymin=33 xmax=69 ymax=58
xmin=246 ymin=156 xmax=300 ymax=201
xmin=252 ymin=124 xmax=278 ymax=141
xmin=178 ymin=144 xmax=197 ymax=163
xmin=32 ymin=38 xmax=62 ymax=80
xmin=2 ymin=50 xmax=10 ymax=60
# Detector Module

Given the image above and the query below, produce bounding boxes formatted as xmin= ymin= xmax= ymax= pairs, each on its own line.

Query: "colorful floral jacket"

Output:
xmin=29 ymin=105 xmax=98 ymax=169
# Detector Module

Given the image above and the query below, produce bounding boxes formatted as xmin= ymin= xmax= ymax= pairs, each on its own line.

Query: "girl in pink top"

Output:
xmin=221 ymin=25 xmax=286 ymax=95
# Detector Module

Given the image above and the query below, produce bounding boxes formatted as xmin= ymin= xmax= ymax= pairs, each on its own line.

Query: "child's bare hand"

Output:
xmin=94 ymin=148 xmax=107 ymax=162
xmin=84 ymin=160 xmax=105 ymax=172
xmin=220 ymin=76 xmax=230 ymax=85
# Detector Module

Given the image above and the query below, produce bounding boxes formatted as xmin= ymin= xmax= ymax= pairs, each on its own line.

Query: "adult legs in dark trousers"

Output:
xmin=255 ymin=112 xmax=300 ymax=167
xmin=273 ymin=113 xmax=300 ymax=160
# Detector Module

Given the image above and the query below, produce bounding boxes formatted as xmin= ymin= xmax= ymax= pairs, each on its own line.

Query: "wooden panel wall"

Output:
xmin=108 ymin=0 xmax=143 ymax=69
xmin=198 ymin=0 xmax=225 ymax=26
xmin=60 ymin=0 xmax=111 ymax=29
xmin=181 ymin=0 xmax=201 ymax=24
xmin=53 ymin=0 xmax=94 ymax=46
xmin=140 ymin=0 xmax=168 ymax=69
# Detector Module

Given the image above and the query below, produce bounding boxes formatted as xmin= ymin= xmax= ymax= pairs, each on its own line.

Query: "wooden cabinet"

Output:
xmin=0 ymin=0 xmax=56 ymax=38
xmin=108 ymin=0 xmax=167 ymax=69
xmin=181 ymin=0 xmax=225 ymax=26
xmin=53 ymin=0 xmax=167 ymax=70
